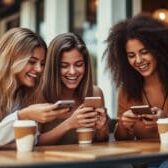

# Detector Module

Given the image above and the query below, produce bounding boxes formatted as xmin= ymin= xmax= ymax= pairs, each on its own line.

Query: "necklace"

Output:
xmin=143 ymin=89 xmax=168 ymax=110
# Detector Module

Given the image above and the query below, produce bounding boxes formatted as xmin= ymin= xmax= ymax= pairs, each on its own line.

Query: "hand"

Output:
xmin=95 ymin=108 xmax=107 ymax=130
xmin=18 ymin=103 xmax=70 ymax=123
xmin=140 ymin=106 xmax=166 ymax=128
xmin=121 ymin=109 xmax=139 ymax=130
xmin=66 ymin=105 xmax=97 ymax=129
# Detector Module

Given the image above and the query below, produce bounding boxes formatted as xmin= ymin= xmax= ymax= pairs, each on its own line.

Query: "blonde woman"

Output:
xmin=0 ymin=28 xmax=69 ymax=146
xmin=38 ymin=33 xmax=109 ymax=145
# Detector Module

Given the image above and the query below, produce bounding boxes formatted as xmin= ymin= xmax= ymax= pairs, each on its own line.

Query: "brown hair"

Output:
xmin=42 ymin=32 xmax=93 ymax=102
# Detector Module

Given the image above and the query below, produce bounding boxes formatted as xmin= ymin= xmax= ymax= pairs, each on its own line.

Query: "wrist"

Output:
xmin=18 ymin=108 xmax=29 ymax=120
xmin=63 ymin=118 xmax=73 ymax=131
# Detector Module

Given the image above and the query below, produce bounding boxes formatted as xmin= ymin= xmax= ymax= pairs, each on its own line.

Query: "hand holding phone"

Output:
xmin=130 ymin=105 xmax=153 ymax=115
xmin=54 ymin=100 xmax=75 ymax=109
xmin=84 ymin=97 xmax=103 ymax=108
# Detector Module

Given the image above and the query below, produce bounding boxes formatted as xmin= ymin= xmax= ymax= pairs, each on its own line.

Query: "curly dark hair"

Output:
xmin=104 ymin=14 xmax=168 ymax=101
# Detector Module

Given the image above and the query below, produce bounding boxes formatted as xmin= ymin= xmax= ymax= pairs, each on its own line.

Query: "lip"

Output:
xmin=136 ymin=63 xmax=149 ymax=71
xmin=65 ymin=76 xmax=78 ymax=80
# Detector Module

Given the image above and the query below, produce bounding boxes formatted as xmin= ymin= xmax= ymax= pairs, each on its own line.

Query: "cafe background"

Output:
xmin=0 ymin=0 xmax=168 ymax=119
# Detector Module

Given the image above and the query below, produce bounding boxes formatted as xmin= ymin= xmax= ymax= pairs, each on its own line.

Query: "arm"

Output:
xmin=114 ymin=88 xmax=136 ymax=140
xmin=18 ymin=103 xmax=70 ymax=123
xmin=93 ymin=86 xmax=109 ymax=142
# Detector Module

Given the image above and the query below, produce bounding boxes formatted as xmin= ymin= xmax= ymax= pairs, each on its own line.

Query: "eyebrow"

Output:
xmin=30 ymin=56 xmax=45 ymax=62
xmin=30 ymin=56 xmax=38 ymax=60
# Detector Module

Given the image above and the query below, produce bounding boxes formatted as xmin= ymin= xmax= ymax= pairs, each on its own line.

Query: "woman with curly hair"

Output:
xmin=104 ymin=14 xmax=168 ymax=141
xmin=0 ymin=28 xmax=68 ymax=146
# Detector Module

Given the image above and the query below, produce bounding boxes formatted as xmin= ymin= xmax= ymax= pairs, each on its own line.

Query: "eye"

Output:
xmin=140 ymin=49 xmax=149 ymax=55
xmin=75 ymin=61 xmax=84 ymax=67
xmin=60 ymin=63 xmax=69 ymax=68
xmin=28 ymin=59 xmax=36 ymax=65
xmin=127 ymin=53 xmax=135 ymax=59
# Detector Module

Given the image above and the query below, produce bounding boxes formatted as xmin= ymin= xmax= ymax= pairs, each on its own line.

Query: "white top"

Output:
xmin=0 ymin=111 xmax=18 ymax=146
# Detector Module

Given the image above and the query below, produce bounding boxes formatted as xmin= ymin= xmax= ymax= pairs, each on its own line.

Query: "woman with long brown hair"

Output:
xmin=38 ymin=32 xmax=109 ymax=145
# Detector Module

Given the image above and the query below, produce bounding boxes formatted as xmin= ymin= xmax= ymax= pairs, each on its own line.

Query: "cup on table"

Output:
xmin=157 ymin=118 xmax=168 ymax=145
xmin=13 ymin=120 xmax=37 ymax=152
xmin=76 ymin=128 xmax=94 ymax=144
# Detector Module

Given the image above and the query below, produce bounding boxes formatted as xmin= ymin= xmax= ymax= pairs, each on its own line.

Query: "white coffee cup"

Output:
xmin=13 ymin=120 xmax=37 ymax=152
xmin=157 ymin=118 xmax=168 ymax=145
xmin=76 ymin=128 xmax=94 ymax=144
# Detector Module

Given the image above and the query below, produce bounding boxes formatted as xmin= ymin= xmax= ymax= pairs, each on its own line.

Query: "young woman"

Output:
xmin=38 ymin=32 xmax=109 ymax=145
xmin=104 ymin=14 xmax=168 ymax=141
xmin=0 ymin=28 xmax=69 ymax=146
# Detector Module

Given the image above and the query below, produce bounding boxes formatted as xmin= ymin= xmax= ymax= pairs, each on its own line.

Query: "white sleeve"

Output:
xmin=0 ymin=111 xmax=18 ymax=146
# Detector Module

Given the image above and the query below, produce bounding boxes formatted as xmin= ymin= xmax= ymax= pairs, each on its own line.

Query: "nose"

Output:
xmin=69 ymin=65 xmax=76 ymax=74
xmin=135 ymin=54 xmax=142 ymax=64
xmin=34 ymin=63 xmax=43 ymax=73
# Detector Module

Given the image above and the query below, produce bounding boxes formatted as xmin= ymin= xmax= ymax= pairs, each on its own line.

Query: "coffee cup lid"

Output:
xmin=13 ymin=120 xmax=37 ymax=127
xmin=157 ymin=118 xmax=168 ymax=124
xmin=76 ymin=128 xmax=94 ymax=132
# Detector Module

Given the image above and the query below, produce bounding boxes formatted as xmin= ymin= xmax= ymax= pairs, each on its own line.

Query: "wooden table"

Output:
xmin=0 ymin=140 xmax=168 ymax=168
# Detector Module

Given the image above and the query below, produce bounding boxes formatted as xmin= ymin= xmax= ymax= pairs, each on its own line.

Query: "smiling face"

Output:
xmin=60 ymin=49 xmax=85 ymax=90
xmin=126 ymin=39 xmax=157 ymax=78
xmin=16 ymin=47 xmax=46 ymax=88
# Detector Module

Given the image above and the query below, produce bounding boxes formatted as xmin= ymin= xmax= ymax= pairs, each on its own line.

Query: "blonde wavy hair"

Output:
xmin=0 ymin=27 xmax=47 ymax=119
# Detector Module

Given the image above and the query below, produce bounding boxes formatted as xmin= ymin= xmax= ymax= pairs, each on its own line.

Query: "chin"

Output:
xmin=65 ymin=84 xmax=78 ymax=90
xmin=25 ymin=82 xmax=35 ymax=88
xmin=140 ymin=72 xmax=152 ymax=77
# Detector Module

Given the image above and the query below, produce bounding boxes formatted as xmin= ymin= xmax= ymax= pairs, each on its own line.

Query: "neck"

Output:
xmin=61 ymin=87 xmax=76 ymax=100
xmin=144 ymin=72 xmax=161 ymax=88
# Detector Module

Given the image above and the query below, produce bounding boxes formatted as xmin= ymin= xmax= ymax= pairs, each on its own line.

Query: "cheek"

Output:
xmin=127 ymin=58 xmax=134 ymax=66
xmin=79 ymin=66 xmax=85 ymax=76
xmin=60 ymin=69 xmax=66 ymax=76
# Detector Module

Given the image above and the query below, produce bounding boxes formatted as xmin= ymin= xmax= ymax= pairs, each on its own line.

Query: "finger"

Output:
xmin=81 ymin=123 xmax=95 ymax=128
xmin=77 ymin=112 xmax=97 ymax=119
xmin=141 ymin=114 xmax=154 ymax=119
xmin=142 ymin=118 xmax=156 ymax=125
xmin=53 ymin=108 xmax=70 ymax=114
xmin=95 ymin=107 xmax=106 ymax=113
xmin=79 ymin=118 xmax=97 ymax=124
xmin=78 ymin=104 xmax=84 ymax=109
xmin=78 ymin=107 xmax=94 ymax=113
xmin=121 ymin=116 xmax=137 ymax=122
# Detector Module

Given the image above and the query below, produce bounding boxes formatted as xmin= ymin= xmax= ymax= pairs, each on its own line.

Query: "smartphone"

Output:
xmin=54 ymin=100 xmax=75 ymax=109
xmin=130 ymin=105 xmax=152 ymax=115
xmin=84 ymin=97 xmax=103 ymax=108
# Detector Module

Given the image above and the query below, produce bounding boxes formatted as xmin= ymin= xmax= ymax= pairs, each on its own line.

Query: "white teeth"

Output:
xmin=138 ymin=64 xmax=148 ymax=70
xmin=66 ymin=76 xmax=77 ymax=80
xmin=28 ymin=73 xmax=37 ymax=78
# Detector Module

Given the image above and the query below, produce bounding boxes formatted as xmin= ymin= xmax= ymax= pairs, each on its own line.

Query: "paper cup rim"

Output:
xmin=13 ymin=120 xmax=37 ymax=127
xmin=157 ymin=118 xmax=168 ymax=124
xmin=76 ymin=128 xmax=94 ymax=132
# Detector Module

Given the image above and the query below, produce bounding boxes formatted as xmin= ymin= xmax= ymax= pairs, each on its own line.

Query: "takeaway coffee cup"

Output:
xmin=157 ymin=118 xmax=168 ymax=145
xmin=76 ymin=128 xmax=94 ymax=144
xmin=13 ymin=120 xmax=37 ymax=152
